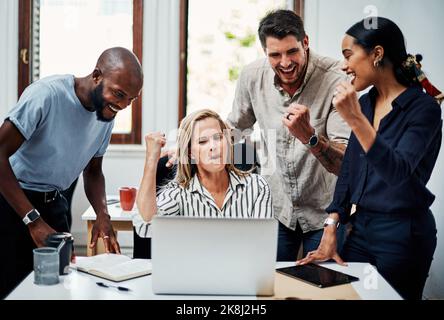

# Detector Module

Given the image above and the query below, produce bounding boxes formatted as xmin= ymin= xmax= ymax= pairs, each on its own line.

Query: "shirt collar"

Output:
xmin=188 ymin=170 xmax=246 ymax=194
xmin=367 ymin=85 xmax=422 ymax=110
xmin=189 ymin=174 xmax=202 ymax=193
xmin=228 ymin=171 xmax=246 ymax=190
xmin=392 ymin=86 xmax=423 ymax=110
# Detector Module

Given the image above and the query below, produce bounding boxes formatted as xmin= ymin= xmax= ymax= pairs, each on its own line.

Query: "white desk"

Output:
xmin=6 ymin=261 xmax=401 ymax=300
xmin=81 ymin=196 xmax=137 ymax=256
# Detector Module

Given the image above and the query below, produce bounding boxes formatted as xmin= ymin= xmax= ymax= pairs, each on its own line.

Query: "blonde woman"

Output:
xmin=133 ymin=109 xmax=273 ymax=237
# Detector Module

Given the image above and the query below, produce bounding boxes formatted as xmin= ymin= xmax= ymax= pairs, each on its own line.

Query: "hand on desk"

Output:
xmin=89 ymin=215 xmax=121 ymax=254
xmin=297 ymin=226 xmax=347 ymax=266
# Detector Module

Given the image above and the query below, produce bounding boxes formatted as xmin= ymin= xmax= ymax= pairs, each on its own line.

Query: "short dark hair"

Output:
xmin=346 ymin=17 xmax=419 ymax=87
xmin=258 ymin=10 xmax=306 ymax=49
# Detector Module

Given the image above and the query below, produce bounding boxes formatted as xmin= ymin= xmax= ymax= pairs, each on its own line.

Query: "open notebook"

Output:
xmin=75 ymin=254 xmax=152 ymax=282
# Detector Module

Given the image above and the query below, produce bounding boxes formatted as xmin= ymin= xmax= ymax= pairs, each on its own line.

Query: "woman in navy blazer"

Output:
xmin=297 ymin=17 xmax=442 ymax=300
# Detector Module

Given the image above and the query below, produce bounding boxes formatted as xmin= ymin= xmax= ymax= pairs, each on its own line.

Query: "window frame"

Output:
xmin=18 ymin=0 xmax=144 ymax=145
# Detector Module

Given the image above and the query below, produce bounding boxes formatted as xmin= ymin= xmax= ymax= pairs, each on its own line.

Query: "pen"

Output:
xmin=96 ymin=282 xmax=131 ymax=291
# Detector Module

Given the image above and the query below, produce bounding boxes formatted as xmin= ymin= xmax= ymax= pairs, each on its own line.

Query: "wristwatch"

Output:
xmin=323 ymin=217 xmax=339 ymax=228
xmin=305 ymin=131 xmax=319 ymax=148
xmin=23 ymin=209 xmax=41 ymax=225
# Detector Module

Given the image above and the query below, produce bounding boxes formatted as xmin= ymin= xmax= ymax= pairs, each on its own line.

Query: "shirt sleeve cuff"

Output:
xmin=132 ymin=214 xmax=152 ymax=238
xmin=326 ymin=203 xmax=349 ymax=224
xmin=6 ymin=117 xmax=31 ymax=140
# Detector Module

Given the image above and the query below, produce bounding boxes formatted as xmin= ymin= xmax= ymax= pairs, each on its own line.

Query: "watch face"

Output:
xmin=309 ymin=135 xmax=318 ymax=146
xmin=27 ymin=210 xmax=40 ymax=222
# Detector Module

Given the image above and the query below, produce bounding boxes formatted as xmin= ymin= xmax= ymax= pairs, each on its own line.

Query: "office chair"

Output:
xmin=132 ymin=141 xmax=259 ymax=259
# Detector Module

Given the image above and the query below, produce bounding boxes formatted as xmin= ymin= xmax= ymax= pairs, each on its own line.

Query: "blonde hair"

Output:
xmin=175 ymin=109 xmax=248 ymax=188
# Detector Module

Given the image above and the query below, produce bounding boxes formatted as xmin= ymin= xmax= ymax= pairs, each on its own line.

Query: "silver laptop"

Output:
xmin=151 ymin=216 xmax=278 ymax=296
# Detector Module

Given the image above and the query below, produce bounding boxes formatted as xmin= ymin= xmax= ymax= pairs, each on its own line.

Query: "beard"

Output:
xmin=90 ymin=83 xmax=115 ymax=123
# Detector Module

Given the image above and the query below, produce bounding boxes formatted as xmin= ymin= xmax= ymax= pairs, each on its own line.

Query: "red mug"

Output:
xmin=119 ymin=187 xmax=137 ymax=211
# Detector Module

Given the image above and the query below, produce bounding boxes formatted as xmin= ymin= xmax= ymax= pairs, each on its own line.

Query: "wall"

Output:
xmin=304 ymin=0 xmax=444 ymax=299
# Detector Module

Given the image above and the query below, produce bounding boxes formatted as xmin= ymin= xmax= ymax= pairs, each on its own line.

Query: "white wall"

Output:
xmin=305 ymin=0 xmax=444 ymax=299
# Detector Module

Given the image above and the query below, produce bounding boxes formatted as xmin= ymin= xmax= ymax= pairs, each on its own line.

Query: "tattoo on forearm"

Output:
xmin=311 ymin=135 xmax=346 ymax=176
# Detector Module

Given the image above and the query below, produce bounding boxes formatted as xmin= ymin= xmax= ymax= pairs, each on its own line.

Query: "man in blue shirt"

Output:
xmin=0 ymin=47 xmax=143 ymax=298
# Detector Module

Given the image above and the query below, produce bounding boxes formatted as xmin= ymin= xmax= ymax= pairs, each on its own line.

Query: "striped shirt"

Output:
xmin=133 ymin=171 xmax=273 ymax=238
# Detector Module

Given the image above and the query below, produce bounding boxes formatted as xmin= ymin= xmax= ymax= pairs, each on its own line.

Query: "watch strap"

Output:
xmin=324 ymin=217 xmax=339 ymax=228
xmin=23 ymin=209 xmax=41 ymax=225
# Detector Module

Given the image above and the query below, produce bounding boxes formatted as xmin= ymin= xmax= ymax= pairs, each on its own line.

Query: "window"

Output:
xmin=179 ymin=0 xmax=304 ymax=122
xmin=18 ymin=0 xmax=143 ymax=144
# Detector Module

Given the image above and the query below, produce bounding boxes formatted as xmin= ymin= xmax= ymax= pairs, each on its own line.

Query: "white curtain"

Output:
xmin=0 ymin=0 xmax=19 ymax=117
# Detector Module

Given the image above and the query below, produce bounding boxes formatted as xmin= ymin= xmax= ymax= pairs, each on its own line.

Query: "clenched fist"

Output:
xmin=332 ymin=81 xmax=362 ymax=126
xmin=144 ymin=132 xmax=167 ymax=163
xmin=282 ymin=103 xmax=315 ymax=144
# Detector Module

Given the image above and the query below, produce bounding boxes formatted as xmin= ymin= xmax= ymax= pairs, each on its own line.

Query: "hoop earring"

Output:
xmin=373 ymin=60 xmax=380 ymax=68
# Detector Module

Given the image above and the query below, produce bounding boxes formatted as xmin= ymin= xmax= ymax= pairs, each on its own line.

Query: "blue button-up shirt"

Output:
xmin=326 ymin=86 xmax=442 ymax=222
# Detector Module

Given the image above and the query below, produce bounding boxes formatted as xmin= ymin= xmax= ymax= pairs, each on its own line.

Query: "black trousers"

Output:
xmin=342 ymin=209 xmax=437 ymax=300
xmin=0 ymin=190 xmax=70 ymax=299
xmin=60 ymin=178 xmax=78 ymax=229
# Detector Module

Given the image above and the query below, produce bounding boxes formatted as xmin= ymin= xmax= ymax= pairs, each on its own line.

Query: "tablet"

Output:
xmin=276 ymin=263 xmax=359 ymax=288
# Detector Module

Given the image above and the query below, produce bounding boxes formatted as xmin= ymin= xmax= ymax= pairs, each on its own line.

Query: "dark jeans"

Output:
xmin=342 ymin=209 xmax=437 ymax=300
xmin=277 ymin=221 xmax=346 ymax=261
xmin=60 ymin=178 xmax=78 ymax=229
xmin=0 ymin=190 xmax=70 ymax=299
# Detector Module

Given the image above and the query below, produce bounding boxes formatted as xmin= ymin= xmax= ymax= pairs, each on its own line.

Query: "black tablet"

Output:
xmin=276 ymin=263 xmax=359 ymax=288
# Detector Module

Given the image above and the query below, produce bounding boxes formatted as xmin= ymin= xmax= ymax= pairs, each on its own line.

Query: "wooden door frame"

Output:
xmin=111 ymin=0 xmax=143 ymax=144
xmin=294 ymin=0 xmax=305 ymax=20
xmin=177 ymin=0 xmax=188 ymax=125
xmin=18 ymin=0 xmax=31 ymax=98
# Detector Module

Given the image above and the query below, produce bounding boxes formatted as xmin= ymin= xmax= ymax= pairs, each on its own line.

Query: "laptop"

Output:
xmin=151 ymin=216 xmax=278 ymax=296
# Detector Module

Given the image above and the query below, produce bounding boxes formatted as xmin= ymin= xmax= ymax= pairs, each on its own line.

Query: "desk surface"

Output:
xmin=81 ymin=196 xmax=137 ymax=222
xmin=6 ymin=260 xmax=401 ymax=300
